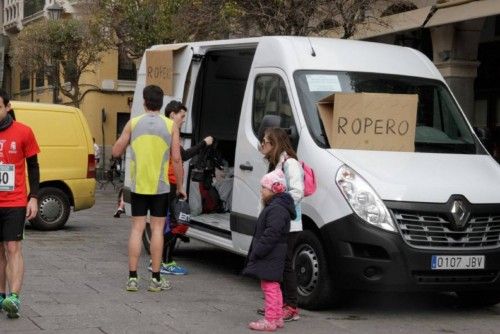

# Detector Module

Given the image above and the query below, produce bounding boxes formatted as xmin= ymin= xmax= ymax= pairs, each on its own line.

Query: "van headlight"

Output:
xmin=335 ymin=165 xmax=396 ymax=232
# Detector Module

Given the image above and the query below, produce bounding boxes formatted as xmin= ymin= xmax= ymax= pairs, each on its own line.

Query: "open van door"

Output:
xmin=232 ymin=68 xmax=301 ymax=254
xmin=123 ymin=45 xmax=193 ymax=212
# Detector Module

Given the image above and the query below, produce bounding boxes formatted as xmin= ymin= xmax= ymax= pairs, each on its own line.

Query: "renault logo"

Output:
xmin=450 ymin=200 xmax=470 ymax=229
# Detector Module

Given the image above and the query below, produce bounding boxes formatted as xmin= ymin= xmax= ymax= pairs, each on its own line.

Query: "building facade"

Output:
xmin=1 ymin=0 xmax=135 ymax=166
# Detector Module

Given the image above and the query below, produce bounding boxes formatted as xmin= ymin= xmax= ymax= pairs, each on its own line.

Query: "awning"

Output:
xmin=353 ymin=6 xmax=433 ymax=39
xmin=425 ymin=0 xmax=500 ymax=28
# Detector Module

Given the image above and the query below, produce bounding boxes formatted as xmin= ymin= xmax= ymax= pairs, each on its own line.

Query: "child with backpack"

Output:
xmin=243 ymin=169 xmax=297 ymax=331
xmin=258 ymin=127 xmax=305 ymax=321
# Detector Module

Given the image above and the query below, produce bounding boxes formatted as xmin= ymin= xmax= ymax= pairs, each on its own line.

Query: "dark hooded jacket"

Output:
xmin=243 ymin=192 xmax=297 ymax=282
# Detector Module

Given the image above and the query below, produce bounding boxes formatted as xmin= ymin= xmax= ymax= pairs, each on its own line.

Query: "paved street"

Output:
xmin=1 ymin=187 xmax=499 ymax=333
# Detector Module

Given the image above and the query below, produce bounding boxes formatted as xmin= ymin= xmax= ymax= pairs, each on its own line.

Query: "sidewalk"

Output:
xmin=1 ymin=188 xmax=499 ymax=334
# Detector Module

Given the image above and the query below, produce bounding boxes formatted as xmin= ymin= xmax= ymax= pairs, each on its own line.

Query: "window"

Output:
xmin=24 ymin=0 xmax=44 ymax=18
xmin=116 ymin=112 xmax=130 ymax=139
xmin=20 ymin=72 xmax=30 ymax=91
xmin=35 ymin=68 xmax=44 ymax=87
xmin=117 ymin=46 xmax=136 ymax=80
xmin=252 ymin=75 xmax=295 ymax=136
xmin=294 ymin=70 xmax=484 ymax=154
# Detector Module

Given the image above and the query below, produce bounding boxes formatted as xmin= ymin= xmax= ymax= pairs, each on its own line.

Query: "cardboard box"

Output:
xmin=145 ymin=45 xmax=186 ymax=96
xmin=317 ymin=92 xmax=418 ymax=152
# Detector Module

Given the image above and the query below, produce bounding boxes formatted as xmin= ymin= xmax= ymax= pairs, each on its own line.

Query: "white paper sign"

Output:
xmin=0 ymin=164 xmax=15 ymax=191
xmin=306 ymin=74 xmax=341 ymax=92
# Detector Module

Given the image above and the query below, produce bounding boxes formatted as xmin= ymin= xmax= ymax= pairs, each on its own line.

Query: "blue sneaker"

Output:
xmin=0 ymin=294 xmax=4 ymax=312
xmin=162 ymin=261 xmax=188 ymax=275
xmin=2 ymin=293 xmax=20 ymax=319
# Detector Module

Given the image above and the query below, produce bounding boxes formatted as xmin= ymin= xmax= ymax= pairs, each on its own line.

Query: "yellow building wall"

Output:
xmin=10 ymin=49 xmax=134 ymax=155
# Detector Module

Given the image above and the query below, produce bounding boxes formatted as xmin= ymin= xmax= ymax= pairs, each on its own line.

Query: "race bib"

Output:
xmin=0 ymin=164 xmax=15 ymax=191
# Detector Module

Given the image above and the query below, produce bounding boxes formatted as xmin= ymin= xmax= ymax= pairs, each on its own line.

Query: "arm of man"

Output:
xmin=181 ymin=136 xmax=213 ymax=161
xmin=26 ymin=155 xmax=40 ymax=220
xmin=171 ymin=126 xmax=186 ymax=199
xmin=112 ymin=121 xmax=131 ymax=158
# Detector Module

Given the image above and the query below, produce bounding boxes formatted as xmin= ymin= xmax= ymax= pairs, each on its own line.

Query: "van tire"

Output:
xmin=294 ymin=230 xmax=341 ymax=310
xmin=456 ymin=291 xmax=500 ymax=307
xmin=142 ymin=223 xmax=152 ymax=255
xmin=30 ymin=187 xmax=71 ymax=231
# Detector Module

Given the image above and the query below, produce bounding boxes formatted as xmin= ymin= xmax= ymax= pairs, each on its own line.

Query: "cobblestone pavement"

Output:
xmin=0 ymin=187 xmax=499 ymax=333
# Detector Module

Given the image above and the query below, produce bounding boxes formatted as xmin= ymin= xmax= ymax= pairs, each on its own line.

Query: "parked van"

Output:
xmin=12 ymin=101 xmax=96 ymax=230
xmin=128 ymin=37 xmax=500 ymax=309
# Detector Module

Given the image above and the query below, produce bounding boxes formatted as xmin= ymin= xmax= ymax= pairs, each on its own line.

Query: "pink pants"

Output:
xmin=261 ymin=280 xmax=283 ymax=322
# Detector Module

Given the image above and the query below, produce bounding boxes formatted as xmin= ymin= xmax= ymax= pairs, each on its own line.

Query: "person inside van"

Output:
xmin=0 ymin=89 xmax=40 ymax=319
xmin=258 ymin=127 xmax=304 ymax=322
xmin=112 ymin=85 xmax=185 ymax=292
xmin=149 ymin=100 xmax=213 ymax=275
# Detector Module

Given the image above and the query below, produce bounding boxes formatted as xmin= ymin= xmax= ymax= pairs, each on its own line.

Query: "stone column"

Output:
xmin=434 ymin=60 xmax=480 ymax=122
xmin=430 ymin=19 xmax=484 ymax=123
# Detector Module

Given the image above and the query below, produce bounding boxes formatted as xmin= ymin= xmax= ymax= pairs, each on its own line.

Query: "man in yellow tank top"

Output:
xmin=112 ymin=85 xmax=185 ymax=292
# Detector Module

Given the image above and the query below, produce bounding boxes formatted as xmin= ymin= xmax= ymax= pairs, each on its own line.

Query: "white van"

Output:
xmin=127 ymin=36 xmax=500 ymax=309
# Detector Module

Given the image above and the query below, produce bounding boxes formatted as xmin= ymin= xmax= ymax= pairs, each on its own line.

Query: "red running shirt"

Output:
xmin=0 ymin=121 xmax=40 ymax=207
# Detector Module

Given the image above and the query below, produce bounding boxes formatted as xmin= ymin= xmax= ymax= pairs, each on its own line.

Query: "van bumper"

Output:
xmin=65 ymin=178 xmax=95 ymax=211
xmin=320 ymin=214 xmax=500 ymax=292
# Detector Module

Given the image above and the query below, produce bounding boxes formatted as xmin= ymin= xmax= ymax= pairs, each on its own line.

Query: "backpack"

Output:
xmin=283 ymin=158 xmax=317 ymax=197
xmin=301 ymin=161 xmax=317 ymax=197
xmin=199 ymin=182 xmax=223 ymax=213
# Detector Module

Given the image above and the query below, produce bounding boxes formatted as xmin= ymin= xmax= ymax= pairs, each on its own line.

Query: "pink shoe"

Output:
xmin=248 ymin=318 xmax=277 ymax=332
xmin=274 ymin=318 xmax=284 ymax=328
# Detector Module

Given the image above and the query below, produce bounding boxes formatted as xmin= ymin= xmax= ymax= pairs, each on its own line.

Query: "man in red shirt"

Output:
xmin=0 ymin=89 xmax=40 ymax=319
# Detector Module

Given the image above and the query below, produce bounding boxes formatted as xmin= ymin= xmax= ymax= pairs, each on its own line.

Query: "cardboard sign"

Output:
xmin=317 ymin=92 xmax=418 ymax=152
xmin=145 ymin=45 xmax=185 ymax=96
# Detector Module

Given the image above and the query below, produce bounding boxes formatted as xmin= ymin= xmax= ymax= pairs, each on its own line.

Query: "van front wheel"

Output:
xmin=294 ymin=230 xmax=341 ymax=310
xmin=31 ymin=187 xmax=71 ymax=231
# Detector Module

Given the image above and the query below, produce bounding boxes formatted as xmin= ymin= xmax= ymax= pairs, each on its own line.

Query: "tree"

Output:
xmin=96 ymin=0 xmax=180 ymax=60
xmin=11 ymin=17 xmax=112 ymax=107
xmin=171 ymin=0 xmax=242 ymax=41
xmin=232 ymin=0 xmax=399 ymax=39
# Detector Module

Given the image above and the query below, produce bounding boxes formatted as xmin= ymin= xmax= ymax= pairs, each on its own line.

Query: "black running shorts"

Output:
xmin=0 ymin=207 xmax=26 ymax=242
xmin=130 ymin=192 xmax=169 ymax=217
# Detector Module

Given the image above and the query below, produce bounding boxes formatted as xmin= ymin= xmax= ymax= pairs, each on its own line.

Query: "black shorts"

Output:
xmin=131 ymin=192 xmax=169 ymax=217
xmin=0 ymin=207 xmax=26 ymax=242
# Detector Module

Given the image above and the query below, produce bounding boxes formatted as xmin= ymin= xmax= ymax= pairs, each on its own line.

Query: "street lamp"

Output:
xmin=47 ymin=2 xmax=64 ymax=103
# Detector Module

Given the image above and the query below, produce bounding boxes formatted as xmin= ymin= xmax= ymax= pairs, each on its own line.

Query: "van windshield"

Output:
xmin=294 ymin=71 xmax=485 ymax=154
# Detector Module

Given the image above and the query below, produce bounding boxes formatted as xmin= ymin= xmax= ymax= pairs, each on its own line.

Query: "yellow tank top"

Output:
xmin=130 ymin=113 xmax=174 ymax=195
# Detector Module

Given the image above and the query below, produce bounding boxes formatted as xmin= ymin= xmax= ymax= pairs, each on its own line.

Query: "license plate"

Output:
xmin=431 ymin=255 xmax=485 ymax=270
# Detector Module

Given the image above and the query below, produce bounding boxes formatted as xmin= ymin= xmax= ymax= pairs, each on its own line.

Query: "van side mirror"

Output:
xmin=257 ymin=114 xmax=281 ymax=141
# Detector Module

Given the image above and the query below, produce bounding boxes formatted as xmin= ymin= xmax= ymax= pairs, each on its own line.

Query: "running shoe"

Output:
xmin=282 ymin=305 xmax=300 ymax=322
xmin=2 ymin=294 xmax=20 ymax=319
xmin=162 ymin=261 xmax=188 ymax=275
xmin=148 ymin=277 xmax=172 ymax=292
xmin=126 ymin=277 xmax=139 ymax=292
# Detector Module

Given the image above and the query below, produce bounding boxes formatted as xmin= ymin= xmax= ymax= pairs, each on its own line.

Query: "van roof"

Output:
xmin=10 ymin=101 xmax=79 ymax=113
xmin=147 ymin=36 xmax=442 ymax=81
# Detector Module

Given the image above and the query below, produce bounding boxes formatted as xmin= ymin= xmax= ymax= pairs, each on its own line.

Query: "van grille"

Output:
xmin=393 ymin=211 xmax=500 ymax=250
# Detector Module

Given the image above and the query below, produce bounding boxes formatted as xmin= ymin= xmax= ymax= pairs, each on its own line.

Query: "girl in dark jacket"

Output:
xmin=244 ymin=169 xmax=297 ymax=331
